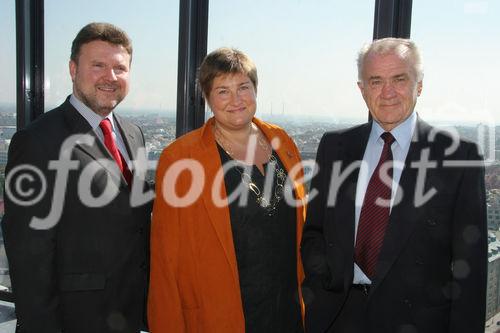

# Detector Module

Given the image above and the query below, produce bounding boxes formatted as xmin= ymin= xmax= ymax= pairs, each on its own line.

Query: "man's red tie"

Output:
xmin=355 ymin=132 xmax=395 ymax=279
xmin=99 ymin=118 xmax=132 ymax=185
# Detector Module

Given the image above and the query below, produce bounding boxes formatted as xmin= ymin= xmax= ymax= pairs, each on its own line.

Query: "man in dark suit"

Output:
xmin=301 ymin=38 xmax=487 ymax=333
xmin=2 ymin=22 xmax=152 ymax=333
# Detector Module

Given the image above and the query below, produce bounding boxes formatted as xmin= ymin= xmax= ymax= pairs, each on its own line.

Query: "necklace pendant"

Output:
xmin=248 ymin=182 xmax=261 ymax=196
xmin=275 ymin=184 xmax=284 ymax=197
xmin=276 ymin=169 xmax=286 ymax=180
xmin=257 ymin=197 xmax=270 ymax=208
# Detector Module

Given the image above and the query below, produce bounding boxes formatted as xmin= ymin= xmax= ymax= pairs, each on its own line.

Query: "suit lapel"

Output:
xmin=254 ymin=118 xmax=307 ymax=284
xmin=114 ymin=114 xmax=141 ymax=161
xmin=193 ymin=119 xmax=240 ymax=289
xmin=253 ymin=118 xmax=302 ymax=197
xmin=114 ymin=114 xmax=150 ymax=183
xmin=371 ymin=119 xmax=431 ymax=293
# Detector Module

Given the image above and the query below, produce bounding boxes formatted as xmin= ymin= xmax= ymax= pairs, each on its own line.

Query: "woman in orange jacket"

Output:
xmin=148 ymin=47 xmax=306 ymax=333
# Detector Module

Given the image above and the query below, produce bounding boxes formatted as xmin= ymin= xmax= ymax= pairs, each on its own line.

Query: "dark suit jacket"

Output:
xmin=2 ymin=97 xmax=152 ymax=333
xmin=301 ymin=118 xmax=487 ymax=333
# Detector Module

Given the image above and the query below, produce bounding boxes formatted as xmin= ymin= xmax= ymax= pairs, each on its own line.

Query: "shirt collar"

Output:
xmin=371 ymin=111 xmax=417 ymax=151
xmin=69 ymin=94 xmax=116 ymax=131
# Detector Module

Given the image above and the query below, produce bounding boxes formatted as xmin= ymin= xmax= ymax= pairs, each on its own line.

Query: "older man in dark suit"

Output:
xmin=301 ymin=38 xmax=487 ymax=333
xmin=2 ymin=22 xmax=152 ymax=333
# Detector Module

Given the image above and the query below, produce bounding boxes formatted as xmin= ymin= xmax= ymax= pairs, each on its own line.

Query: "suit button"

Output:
xmin=403 ymin=299 xmax=412 ymax=307
xmin=138 ymin=227 xmax=144 ymax=235
xmin=328 ymin=242 xmax=334 ymax=247
xmin=426 ymin=219 xmax=437 ymax=226
xmin=415 ymin=258 xmax=424 ymax=265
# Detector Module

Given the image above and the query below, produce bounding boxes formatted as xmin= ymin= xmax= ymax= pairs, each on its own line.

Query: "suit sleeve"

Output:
xmin=301 ymin=134 xmax=332 ymax=291
xmin=449 ymin=142 xmax=487 ymax=333
xmin=2 ymin=130 xmax=62 ymax=332
xmin=148 ymin=151 xmax=185 ymax=333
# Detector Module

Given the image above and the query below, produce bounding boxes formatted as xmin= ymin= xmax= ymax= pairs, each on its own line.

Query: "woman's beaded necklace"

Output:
xmin=213 ymin=123 xmax=286 ymax=216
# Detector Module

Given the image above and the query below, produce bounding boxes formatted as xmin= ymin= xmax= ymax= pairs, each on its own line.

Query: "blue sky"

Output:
xmin=411 ymin=0 xmax=500 ymax=125
xmin=1 ymin=0 xmax=499 ymax=124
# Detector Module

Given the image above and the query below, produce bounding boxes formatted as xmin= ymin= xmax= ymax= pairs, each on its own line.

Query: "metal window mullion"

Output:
xmin=16 ymin=0 xmax=44 ymax=130
xmin=373 ymin=0 xmax=412 ymax=39
xmin=175 ymin=0 xmax=209 ymax=138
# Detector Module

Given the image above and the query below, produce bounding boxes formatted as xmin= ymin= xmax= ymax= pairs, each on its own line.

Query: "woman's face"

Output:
xmin=207 ymin=72 xmax=257 ymax=131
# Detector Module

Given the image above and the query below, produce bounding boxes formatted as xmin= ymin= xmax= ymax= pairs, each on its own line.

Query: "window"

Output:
xmin=0 ymin=0 xmax=17 ymax=329
xmin=208 ymin=0 xmax=375 ymax=162
xmin=0 ymin=0 xmax=16 ymax=295
xmin=412 ymin=1 xmax=499 ymax=159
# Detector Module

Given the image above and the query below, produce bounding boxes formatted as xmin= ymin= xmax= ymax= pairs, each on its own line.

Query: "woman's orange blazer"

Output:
xmin=148 ymin=117 xmax=306 ymax=332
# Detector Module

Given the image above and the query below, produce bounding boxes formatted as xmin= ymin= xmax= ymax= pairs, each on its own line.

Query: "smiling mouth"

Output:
xmin=97 ymin=86 xmax=118 ymax=93
xmin=381 ymin=103 xmax=400 ymax=108
xmin=228 ymin=107 xmax=246 ymax=112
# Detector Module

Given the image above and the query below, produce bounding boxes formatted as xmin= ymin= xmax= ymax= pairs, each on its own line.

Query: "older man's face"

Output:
xmin=357 ymin=52 xmax=422 ymax=131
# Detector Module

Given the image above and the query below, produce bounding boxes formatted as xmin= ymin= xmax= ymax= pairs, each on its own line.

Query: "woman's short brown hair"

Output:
xmin=198 ymin=47 xmax=258 ymax=98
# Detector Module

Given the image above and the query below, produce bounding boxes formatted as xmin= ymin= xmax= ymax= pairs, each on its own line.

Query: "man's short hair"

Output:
xmin=357 ymin=37 xmax=424 ymax=82
xmin=70 ymin=22 xmax=133 ymax=63
xmin=198 ymin=47 xmax=258 ymax=98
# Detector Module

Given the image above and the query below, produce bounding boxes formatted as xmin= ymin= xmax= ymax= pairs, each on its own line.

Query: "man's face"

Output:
xmin=69 ymin=40 xmax=131 ymax=116
xmin=357 ymin=52 xmax=422 ymax=131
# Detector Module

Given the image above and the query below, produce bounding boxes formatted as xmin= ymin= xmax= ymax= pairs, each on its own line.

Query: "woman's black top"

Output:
xmin=217 ymin=144 xmax=303 ymax=333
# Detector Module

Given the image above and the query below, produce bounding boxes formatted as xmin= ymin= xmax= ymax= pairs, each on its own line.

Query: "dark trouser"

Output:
xmin=327 ymin=285 xmax=369 ymax=333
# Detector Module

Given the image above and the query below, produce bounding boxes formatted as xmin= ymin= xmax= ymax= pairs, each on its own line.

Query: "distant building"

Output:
xmin=0 ymin=126 xmax=16 ymax=140
xmin=0 ymin=151 xmax=7 ymax=167
xmin=487 ymin=231 xmax=500 ymax=320
xmin=148 ymin=150 xmax=163 ymax=161
xmin=300 ymin=151 xmax=316 ymax=161
xmin=488 ymin=190 xmax=500 ymax=230
xmin=0 ymin=139 xmax=9 ymax=167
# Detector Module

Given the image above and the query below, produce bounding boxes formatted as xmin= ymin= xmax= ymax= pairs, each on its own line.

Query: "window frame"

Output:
xmin=7 ymin=0 xmax=412 ymax=302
